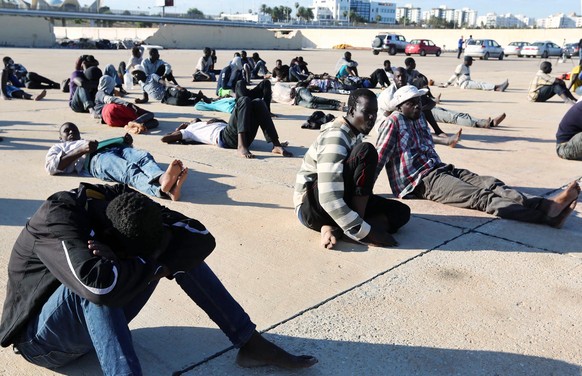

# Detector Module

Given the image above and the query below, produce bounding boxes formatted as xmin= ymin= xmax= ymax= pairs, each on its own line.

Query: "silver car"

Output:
xmin=465 ymin=39 xmax=504 ymax=60
xmin=503 ymin=41 xmax=530 ymax=57
xmin=522 ymin=41 xmax=562 ymax=58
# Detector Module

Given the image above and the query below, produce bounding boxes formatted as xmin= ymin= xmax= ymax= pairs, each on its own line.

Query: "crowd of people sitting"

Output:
xmin=1 ymin=45 xmax=581 ymax=375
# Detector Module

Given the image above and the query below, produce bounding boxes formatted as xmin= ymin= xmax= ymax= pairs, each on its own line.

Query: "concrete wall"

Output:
xmin=0 ymin=15 xmax=55 ymax=48
xmin=3 ymin=14 xmax=582 ymax=51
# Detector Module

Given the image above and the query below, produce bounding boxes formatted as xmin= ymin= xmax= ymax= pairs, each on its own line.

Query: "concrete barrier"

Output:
xmin=3 ymin=14 xmax=582 ymax=51
xmin=0 ymin=15 xmax=55 ymax=47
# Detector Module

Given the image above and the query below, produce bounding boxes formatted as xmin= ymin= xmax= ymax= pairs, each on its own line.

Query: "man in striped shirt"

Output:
xmin=375 ymin=85 xmax=580 ymax=228
xmin=294 ymin=89 xmax=410 ymax=249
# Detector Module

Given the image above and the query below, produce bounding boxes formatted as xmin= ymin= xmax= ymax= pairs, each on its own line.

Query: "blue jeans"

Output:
xmin=251 ymin=61 xmax=267 ymax=78
xmin=69 ymin=86 xmax=94 ymax=113
xmin=14 ymin=263 xmax=256 ymax=376
xmin=89 ymin=146 xmax=164 ymax=197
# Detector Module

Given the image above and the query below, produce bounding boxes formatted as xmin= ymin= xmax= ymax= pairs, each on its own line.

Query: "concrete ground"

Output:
xmin=0 ymin=47 xmax=580 ymax=376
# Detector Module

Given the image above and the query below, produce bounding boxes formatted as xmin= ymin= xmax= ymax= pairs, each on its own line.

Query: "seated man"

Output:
xmin=335 ymin=51 xmax=359 ymax=79
xmin=556 ymin=100 xmax=582 ymax=160
xmin=162 ymin=94 xmax=292 ymax=159
xmin=0 ymin=183 xmax=317 ymax=375
xmin=294 ymin=88 xmax=411 ymax=249
xmin=272 ymin=59 xmax=290 ymax=82
xmin=367 ymin=59 xmax=393 ymax=89
xmin=3 ymin=56 xmax=60 ymax=89
xmin=70 ymin=62 xmax=102 ymax=117
xmin=142 ymin=47 xmax=178 ymax=85
xmin=288 ymin=56 xmax=310 ymax=82
xmin=132 ymin=66 xmax=210 ymax=106
xmin=95 ymin=76 xmax=159 ymax=134
xmin=1 ymin=68 xmax=46 ymax=101
xmin=250 ymin=52 xmax=269 ymax=79
xmin=445 ymin=56 xmax=509 ymax=91
xmin=192 ymin=47 xmax=216 ymax=81
xmin=216 ymin=56 xmax=244 ymax=96
xmin=46 ymin=122 xmax=187 ymax=201
xmin=376 ymin=85 xmax=580 ymax=228
xmin=528 ymin=61 xmax=576 ymax=104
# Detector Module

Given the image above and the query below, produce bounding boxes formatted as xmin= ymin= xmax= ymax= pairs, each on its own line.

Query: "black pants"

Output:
xmin=220 ymin=97 xmax=279 ymax=149
xmin=299 ymin=142 xmax=410 ymax=233
xmin=235 ymin=79 xmax=272 ymax=112
xmin=25 ymin=72 xmax=58 ymax=89
xmin=535 ymin=82 xmax=568 ymax=102
xmin=368 ymin=69 xmax=390 ymax=88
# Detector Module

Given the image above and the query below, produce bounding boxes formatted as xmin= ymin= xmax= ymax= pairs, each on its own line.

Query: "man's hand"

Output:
xmin=88 ymin=239 xmax=117 ymax=260
xmin=123 ymin=133 xmax=133 ymax=145
xmin=86 ymin=140 xmax=98 ymax=154
xmin=361 ymin=227 xmax=398 ymax=247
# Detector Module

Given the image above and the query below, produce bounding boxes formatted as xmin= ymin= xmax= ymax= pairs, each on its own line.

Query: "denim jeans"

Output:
xmin=431 ymin=106 xmax=484 ymax=127
xmin=14 ymin=262 xmax=256 ymax=375
xmin=296 ymin=88 xmax=340 ymax=110
xmin=88 ymin=146 xmax=164 ymax=197
xmin=251 ymin=61 xmax=267 ymax=78
xmin=69 ymin=86 xmax=94 ymax=113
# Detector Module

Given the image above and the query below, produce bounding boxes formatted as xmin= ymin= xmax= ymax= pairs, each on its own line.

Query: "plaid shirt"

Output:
xmin=294 ymin=118 xmax=371 ymax=241
xmin=375 ymin=112 xmax=442 ymax=198
xmin=528 ymin=70 xmax=556 ymax=101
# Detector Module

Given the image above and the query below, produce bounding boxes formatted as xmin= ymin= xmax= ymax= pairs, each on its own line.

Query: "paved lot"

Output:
xmin=0 ymin=47 xmax=581 ymax=375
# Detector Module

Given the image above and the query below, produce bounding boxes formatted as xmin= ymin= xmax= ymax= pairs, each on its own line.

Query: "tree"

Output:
xmin=186 ymin=8 xmax=205 ymax=19
xmin=296 ymin=6 xmax=314 ymax=22
xmin=260 ymin=4 xmax=270 ymax=14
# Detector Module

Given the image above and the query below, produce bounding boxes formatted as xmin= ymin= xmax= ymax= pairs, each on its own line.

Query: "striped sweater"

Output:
xmin=294 ymin=118 xmax=371 ymax=241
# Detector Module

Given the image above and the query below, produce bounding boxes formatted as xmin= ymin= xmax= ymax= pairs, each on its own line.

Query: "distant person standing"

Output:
xmin=465 ymin=35 xmax=474 ymax=49
xmin=457 ymin=35 xmax=464 ymax=59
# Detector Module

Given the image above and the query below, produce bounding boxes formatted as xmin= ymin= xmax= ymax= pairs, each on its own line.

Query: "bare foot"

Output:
xmin=238 ymin=146 xmax=254 ymax=159
xmin=448 ymin=129 xmax=462 ymax=148
xmin=547 ymin=199 xmax=578 ymax=228
xmin=542 ymin=181 xmax=580 ymax=218
xmin=125 ymin=121 xmax=147 ymax=134
xmin=34 ymin=89 xmax=47 ymax=101
xmin=236 ymin=331 xmax=318 ymax=370
xmin=167 ymin=168 xmax=188 ymax=201
xmin=321 ymin=225 xmax=342 ymax=249
xmin=492 ymin=113 xmax=506 ymax=127
xmin=159 ymin=160 xmax=183 ymax=193
xmin=272 ymin=145 xmax=292 ymax=157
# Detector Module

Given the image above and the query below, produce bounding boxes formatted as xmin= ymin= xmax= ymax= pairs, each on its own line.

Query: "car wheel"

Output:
xmin=405 ymin=52 xmax=411 ymax=56
xmin=372 ymin=50 xmax=380 ymax=55
xmin=542 ymin=51 xmax=549 ymax=58
xmin=484 ymin=52 xmax=489 ymax=60
xmin=436 ymin=50 xmax=441 ymax=57
xmin=372 ymin=37 xmax=382 ymax=48
xmin=388 ymin=46 xmax=397 ymax=55
xmin=420 ymin=50 xmax=426 ymax=56
xmin=498 ymin=52 xmax=504 ymax=60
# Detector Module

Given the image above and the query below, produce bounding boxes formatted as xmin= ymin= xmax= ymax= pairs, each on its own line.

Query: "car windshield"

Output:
xmin=410 ymin=40 xmax=421 ymax=44
xmin=532 ymin=42 xmax=544 ymax=47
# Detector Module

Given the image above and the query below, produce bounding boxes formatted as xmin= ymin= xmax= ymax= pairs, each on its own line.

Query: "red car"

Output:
xmin=405 ymin=39 xmax=442 ymax=57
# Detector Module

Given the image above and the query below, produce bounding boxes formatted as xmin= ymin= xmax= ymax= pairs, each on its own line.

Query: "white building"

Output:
xmin=454 ymin=7 xmax=478 ymax=27
xmin=219 ymin=12 xmax=272 ymax=23
xmin=396 ymin=3 xmax=421 ymax=24
xmin=312 ymin=0 xmax=396 ymax=24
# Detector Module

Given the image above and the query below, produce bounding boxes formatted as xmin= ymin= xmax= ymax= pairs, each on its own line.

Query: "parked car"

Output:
xmin=522 ymin=41 xmax=562 ymax=58
xmin=503 ymin=41 xmax=530 ymax=57
xmin=464 ymin=39 xmax=504 ymax=60
xmin=371 ymin=33 xmax=409 ymax=55
xmin=405 ymin=39 xmax=442 ymax=56
xmin=563 ymin=42 xmax=580 ymax=58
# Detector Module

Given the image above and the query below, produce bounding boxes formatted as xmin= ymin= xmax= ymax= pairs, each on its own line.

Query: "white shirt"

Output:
xmin=180 ymin=121 xmax=227 ymax=146
xmin=375 ymin=85 xmax=398 ymax=127
xmin=45 ymin=140 xmax=89 ymax=175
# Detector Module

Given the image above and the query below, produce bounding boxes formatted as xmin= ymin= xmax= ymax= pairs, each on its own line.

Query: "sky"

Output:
xmin=84 ymin=1 xmax=580 ymax=20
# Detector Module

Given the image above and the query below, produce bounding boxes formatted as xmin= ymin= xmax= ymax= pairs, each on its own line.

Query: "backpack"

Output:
xmin=301 ymin=111 xmax=336 ymax=130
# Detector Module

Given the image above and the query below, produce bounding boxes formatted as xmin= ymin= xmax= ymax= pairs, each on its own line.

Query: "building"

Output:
xmin=218 ymin=12 xmax=272 ymax=23
xmin=312 ymin=0 xmax=395 ymax=24
xmin=396 ymin=3 xmax=421 ymax=24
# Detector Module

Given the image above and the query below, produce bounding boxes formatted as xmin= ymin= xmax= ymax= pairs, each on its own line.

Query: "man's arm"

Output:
xmin=375 ymin=115 xmax=398 ymax=180
xmin=45 ymin=140 xmax=98 ymax=175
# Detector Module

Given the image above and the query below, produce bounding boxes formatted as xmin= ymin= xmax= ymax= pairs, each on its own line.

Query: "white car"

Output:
xmin=464 ymin=39 xmax=504 ymax=60
xmin=503 ymin=41 xmax=530 ymax=57
xmin=522 ymin=41 xmax=562 ymax=58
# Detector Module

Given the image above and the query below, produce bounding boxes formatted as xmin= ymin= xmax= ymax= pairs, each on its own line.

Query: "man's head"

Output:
xmin=149 ymin=48 xmax=159 ymax=62
xmin=59 ymin=122 xmax=81 ymax=142
xmin=131 ymin=65 xmax=147 ymax=82
xmin=84 ymin=66 xmax=103 ymax=82
xmin=383 ymin=60 xmax=391 ymax=70
xmin=203 ymin=47 xmax=211 ymax=56
xmin=131 ymin=46 xmax=142 ymax=58
xmin=540 ymin=61 xmax=552 ymax=74
xmin=390 ymin=85 xmax=427 ymax=120
xmin=81 ymin=54 xmax=99 ymax=69
xmin=344 ymin=51 xmax=352 ymax=60
xmin=3 ymin=56 xmax=14 ymax=68
xmin=105 ymin=192 xmax=164 ymax=258
xmin=98 ymin=75 xmax=116 ymax=95
xmin=252 ymin=52 xmax=260 ymax=61
xmin=464 ymin=56 xmax=473 ymax=66
xmin=345 ymin=88 xmax=378 ymax=135
xmin=275 ymin=59 xmax=282 ymax=67
xmin=393 ymin=67 xmax=408 ymax=88
xmin=241 ymin=50 xmax=247 ymax=58
xmin=404 ymin=57 xmax=416 ymax=70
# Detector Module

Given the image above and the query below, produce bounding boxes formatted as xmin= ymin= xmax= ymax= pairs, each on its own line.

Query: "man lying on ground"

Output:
xmin=46 ymin=122 xmax=187 ymax=201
